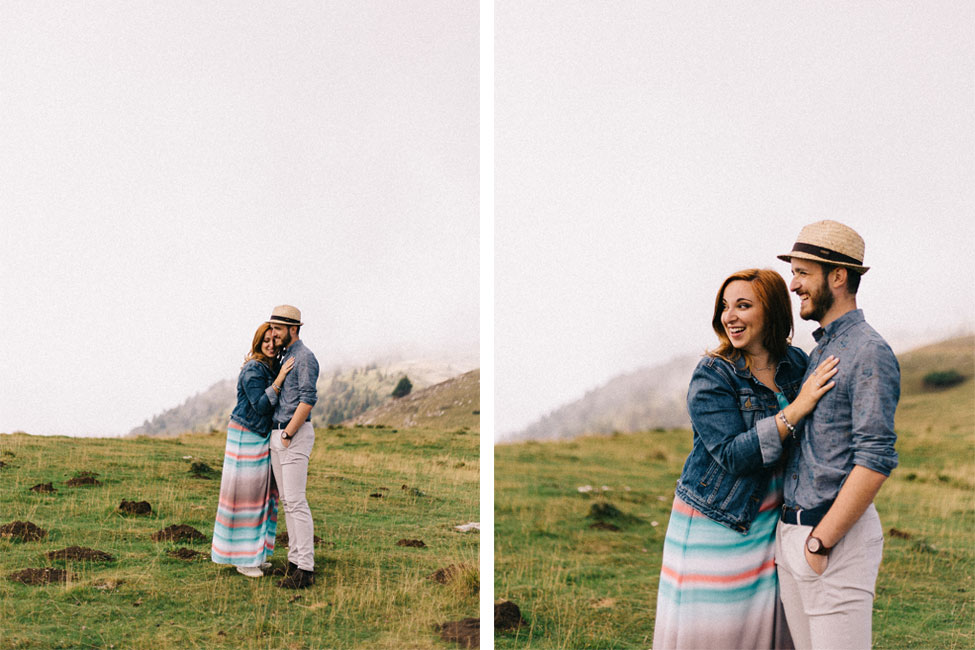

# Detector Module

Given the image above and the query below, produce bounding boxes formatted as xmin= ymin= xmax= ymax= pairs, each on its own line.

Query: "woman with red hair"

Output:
xmin=653 ymin=269 xmax=838 ymax=649
xmin=211 ymin=323 xmax=294 ymax=577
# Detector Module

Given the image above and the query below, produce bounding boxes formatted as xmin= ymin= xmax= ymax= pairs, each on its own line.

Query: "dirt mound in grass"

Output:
xmin=589 ymin=521 xmax=621 ymax=531
xmin=151 ymin=525 xmax=206 ymax=543
xmin=396 ymin=538 xmax=426 ymax=548
xmin=65 ymin=473 xmax=102 ymax=487
xmin=167 ymin=547 xmax=204 ymax=560
xmin=494 ymin=600 xmax=526 ymax=631
xmin=428 ymin=563 xmax=471 ymax=584
xmin=276 ymin=532 xmax=324 ymax=547
xmin=188 ymin=462 xmax=219 ymax=479
xmin=46 ymin=547 xmax=115 ymax=562
xmin=118 ymin=500 xmax=152 ymax=515
xmin=438 ymin=618 xmax=479 ymax=648
xmin=30 ymin=483 xmax=56 ymax=493
xmin=0 ymin=520 xmax=47 ymax=541
xmin=8 ymin=568 xmax=70 ymax=585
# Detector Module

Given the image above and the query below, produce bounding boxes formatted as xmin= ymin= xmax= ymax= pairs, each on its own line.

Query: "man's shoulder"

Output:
xmin=850 ymin=319 xmax=895 ymax=357
xmin=291 ymin=341 xmax=320 ymax=372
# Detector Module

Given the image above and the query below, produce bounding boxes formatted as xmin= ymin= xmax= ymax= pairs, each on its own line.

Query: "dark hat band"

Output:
xmin=791 ymin=242 xmax=862 ymax=266
xmin=270 ymin=315 xmax=301 ymax=324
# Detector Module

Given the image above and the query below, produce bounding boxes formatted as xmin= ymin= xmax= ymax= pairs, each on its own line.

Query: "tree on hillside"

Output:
xmin=391 ymin=376 xmax=413 ymax=399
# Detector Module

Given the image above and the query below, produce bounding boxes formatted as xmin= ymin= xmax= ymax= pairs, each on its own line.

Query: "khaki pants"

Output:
xmin=775 ymin=504 xmax=883 ymax=650
xmin=270 ymin=421 xmax=316 ymax=571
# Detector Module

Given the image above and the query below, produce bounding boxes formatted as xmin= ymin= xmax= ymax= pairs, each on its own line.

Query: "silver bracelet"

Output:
xmin=778 ymin=411 xmax=795 ymax=434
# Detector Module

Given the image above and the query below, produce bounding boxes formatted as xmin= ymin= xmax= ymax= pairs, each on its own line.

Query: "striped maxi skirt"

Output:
xmin=210 ymin=421 xmax=278 ymax=567
xmin=652 ymin=471 xmax=793 ymax=650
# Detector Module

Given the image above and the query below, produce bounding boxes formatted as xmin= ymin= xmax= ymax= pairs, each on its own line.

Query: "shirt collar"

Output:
xmin=282 ymin=339 xmax=304 ymax=356
xmin=813 ymin=308 xmax=864 ymax=343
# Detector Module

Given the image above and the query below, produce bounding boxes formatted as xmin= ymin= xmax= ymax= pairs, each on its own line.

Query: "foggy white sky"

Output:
xmin=0 ymin=2 xmax=478 ymax=437
xmin=496 ymin=2 xmax=974 ymax=438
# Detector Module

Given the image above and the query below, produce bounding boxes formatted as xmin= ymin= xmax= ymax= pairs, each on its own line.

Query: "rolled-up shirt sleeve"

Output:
xmin=849 ymin=341 xmax=900 ymax=476
xmin=687 ymin=362 xmax=783 ymax=476
xmin=296 ymin=352 xmax=320 ymax=407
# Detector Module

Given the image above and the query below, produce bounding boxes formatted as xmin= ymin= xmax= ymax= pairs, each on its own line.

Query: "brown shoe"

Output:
xmin=277 ymin=568 xmax=314 ymax=589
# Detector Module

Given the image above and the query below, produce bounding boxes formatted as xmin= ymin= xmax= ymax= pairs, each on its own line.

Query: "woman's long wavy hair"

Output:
xmin=244 ymin=322 xmax=278 ymax=370
xmin=709 ymin=268 xmax=793 ymax=368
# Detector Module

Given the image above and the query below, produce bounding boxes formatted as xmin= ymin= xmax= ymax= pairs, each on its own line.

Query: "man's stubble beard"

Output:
xmin=803 ymin=276 xmax=835 ymax=323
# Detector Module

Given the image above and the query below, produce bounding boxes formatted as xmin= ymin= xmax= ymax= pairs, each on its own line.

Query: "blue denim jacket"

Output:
xmin=784 ymin=310 xmax=899 ymax=510
xmin=273 ymin=339 xmax=320 ymax=424
xmin=230 ymin=360 xmax=280 ymax=436
xmin=674 ymin=345 xmax=808 ymax=533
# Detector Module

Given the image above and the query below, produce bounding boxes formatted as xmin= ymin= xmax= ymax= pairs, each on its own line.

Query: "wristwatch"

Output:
xmin=805 ymin=534 xmax=832 ymax=556
xmin=281 ymin=430 xmax=294 ymax=441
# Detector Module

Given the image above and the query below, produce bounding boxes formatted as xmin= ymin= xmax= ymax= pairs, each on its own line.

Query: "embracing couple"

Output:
xmin=653 ymin=221 xmax=900 ymax=650
xmin=210 ymin=305 xmax=320 ymax=590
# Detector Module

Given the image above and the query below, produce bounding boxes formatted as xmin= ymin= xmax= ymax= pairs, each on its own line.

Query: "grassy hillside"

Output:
xmin=348 ymin=369 xmax=480 ymax=432
xmin=0 ymin=425 xmax=478 ymax=649
xmin=495 ymin=336 xmax=974 ymax=649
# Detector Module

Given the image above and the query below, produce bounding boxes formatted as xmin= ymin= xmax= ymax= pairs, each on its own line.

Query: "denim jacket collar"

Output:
xmin=813 ymin=308 xmax=864 ymax=343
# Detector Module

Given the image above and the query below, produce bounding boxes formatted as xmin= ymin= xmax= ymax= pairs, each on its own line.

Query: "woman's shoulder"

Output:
xmin=694 ymin=352 xmax=735 ymax=373
xmin=783 ymin=345 xmax=809 ymax=366
xmin=690 ymin=353 xmax=737 ymax=386
xmin=240 ymin=359 xmax=272 ymax=377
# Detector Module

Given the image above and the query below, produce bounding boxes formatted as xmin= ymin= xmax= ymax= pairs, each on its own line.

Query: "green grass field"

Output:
xmin=0 ymin=425 xmax=479 ymax=650
xmin=495 ymin=337 xmax=974 ymax=649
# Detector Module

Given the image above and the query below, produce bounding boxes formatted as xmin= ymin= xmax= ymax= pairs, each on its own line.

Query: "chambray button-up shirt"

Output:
xmin=784 ymin=309 xmax=900 ymax=511
xmin=273 ymin=339 xmax=320 ymax=424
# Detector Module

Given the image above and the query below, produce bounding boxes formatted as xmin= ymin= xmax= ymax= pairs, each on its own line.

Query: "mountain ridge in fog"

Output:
xmin=507 ymin=354 xmax=698 ymax=442
xmin=128 ymin=356 xmax=477 ymax=437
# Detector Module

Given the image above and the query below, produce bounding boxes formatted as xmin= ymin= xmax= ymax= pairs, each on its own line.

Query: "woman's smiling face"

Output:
xmin=261 ymin=330 xmax=276 ymax=358
xmin=720 ymin=280 xmax=767 ymax=356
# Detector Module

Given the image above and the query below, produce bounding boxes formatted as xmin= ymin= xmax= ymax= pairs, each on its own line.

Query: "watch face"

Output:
xmin=281 ymin=431 xmax=288 ymax=440
xmin=807 ymin=537 xmax=821 ymax=553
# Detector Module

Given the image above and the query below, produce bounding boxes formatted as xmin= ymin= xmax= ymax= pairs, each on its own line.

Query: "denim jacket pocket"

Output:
xmin=737 ymin=390 xmax=762 ymax=429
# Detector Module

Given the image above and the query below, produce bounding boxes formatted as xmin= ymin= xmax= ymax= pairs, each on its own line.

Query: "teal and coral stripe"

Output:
xmin=652 ymin=476 xmax=787 ymax=649
xmin=211 ymin=421 xmax=278 ymax=567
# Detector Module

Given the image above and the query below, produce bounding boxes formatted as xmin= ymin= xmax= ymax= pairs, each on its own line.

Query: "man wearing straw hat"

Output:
xmin=774 ymin=220 xmax=900 ymax=649
xmin=267 ymin=304 xmax=320 ymax=589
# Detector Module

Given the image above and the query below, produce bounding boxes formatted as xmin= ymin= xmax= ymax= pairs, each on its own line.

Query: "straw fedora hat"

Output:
xmin=778 ymin=220 xmax=870 ymax=274
xmin=268 ymin=305 xmax=303 ymax=326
